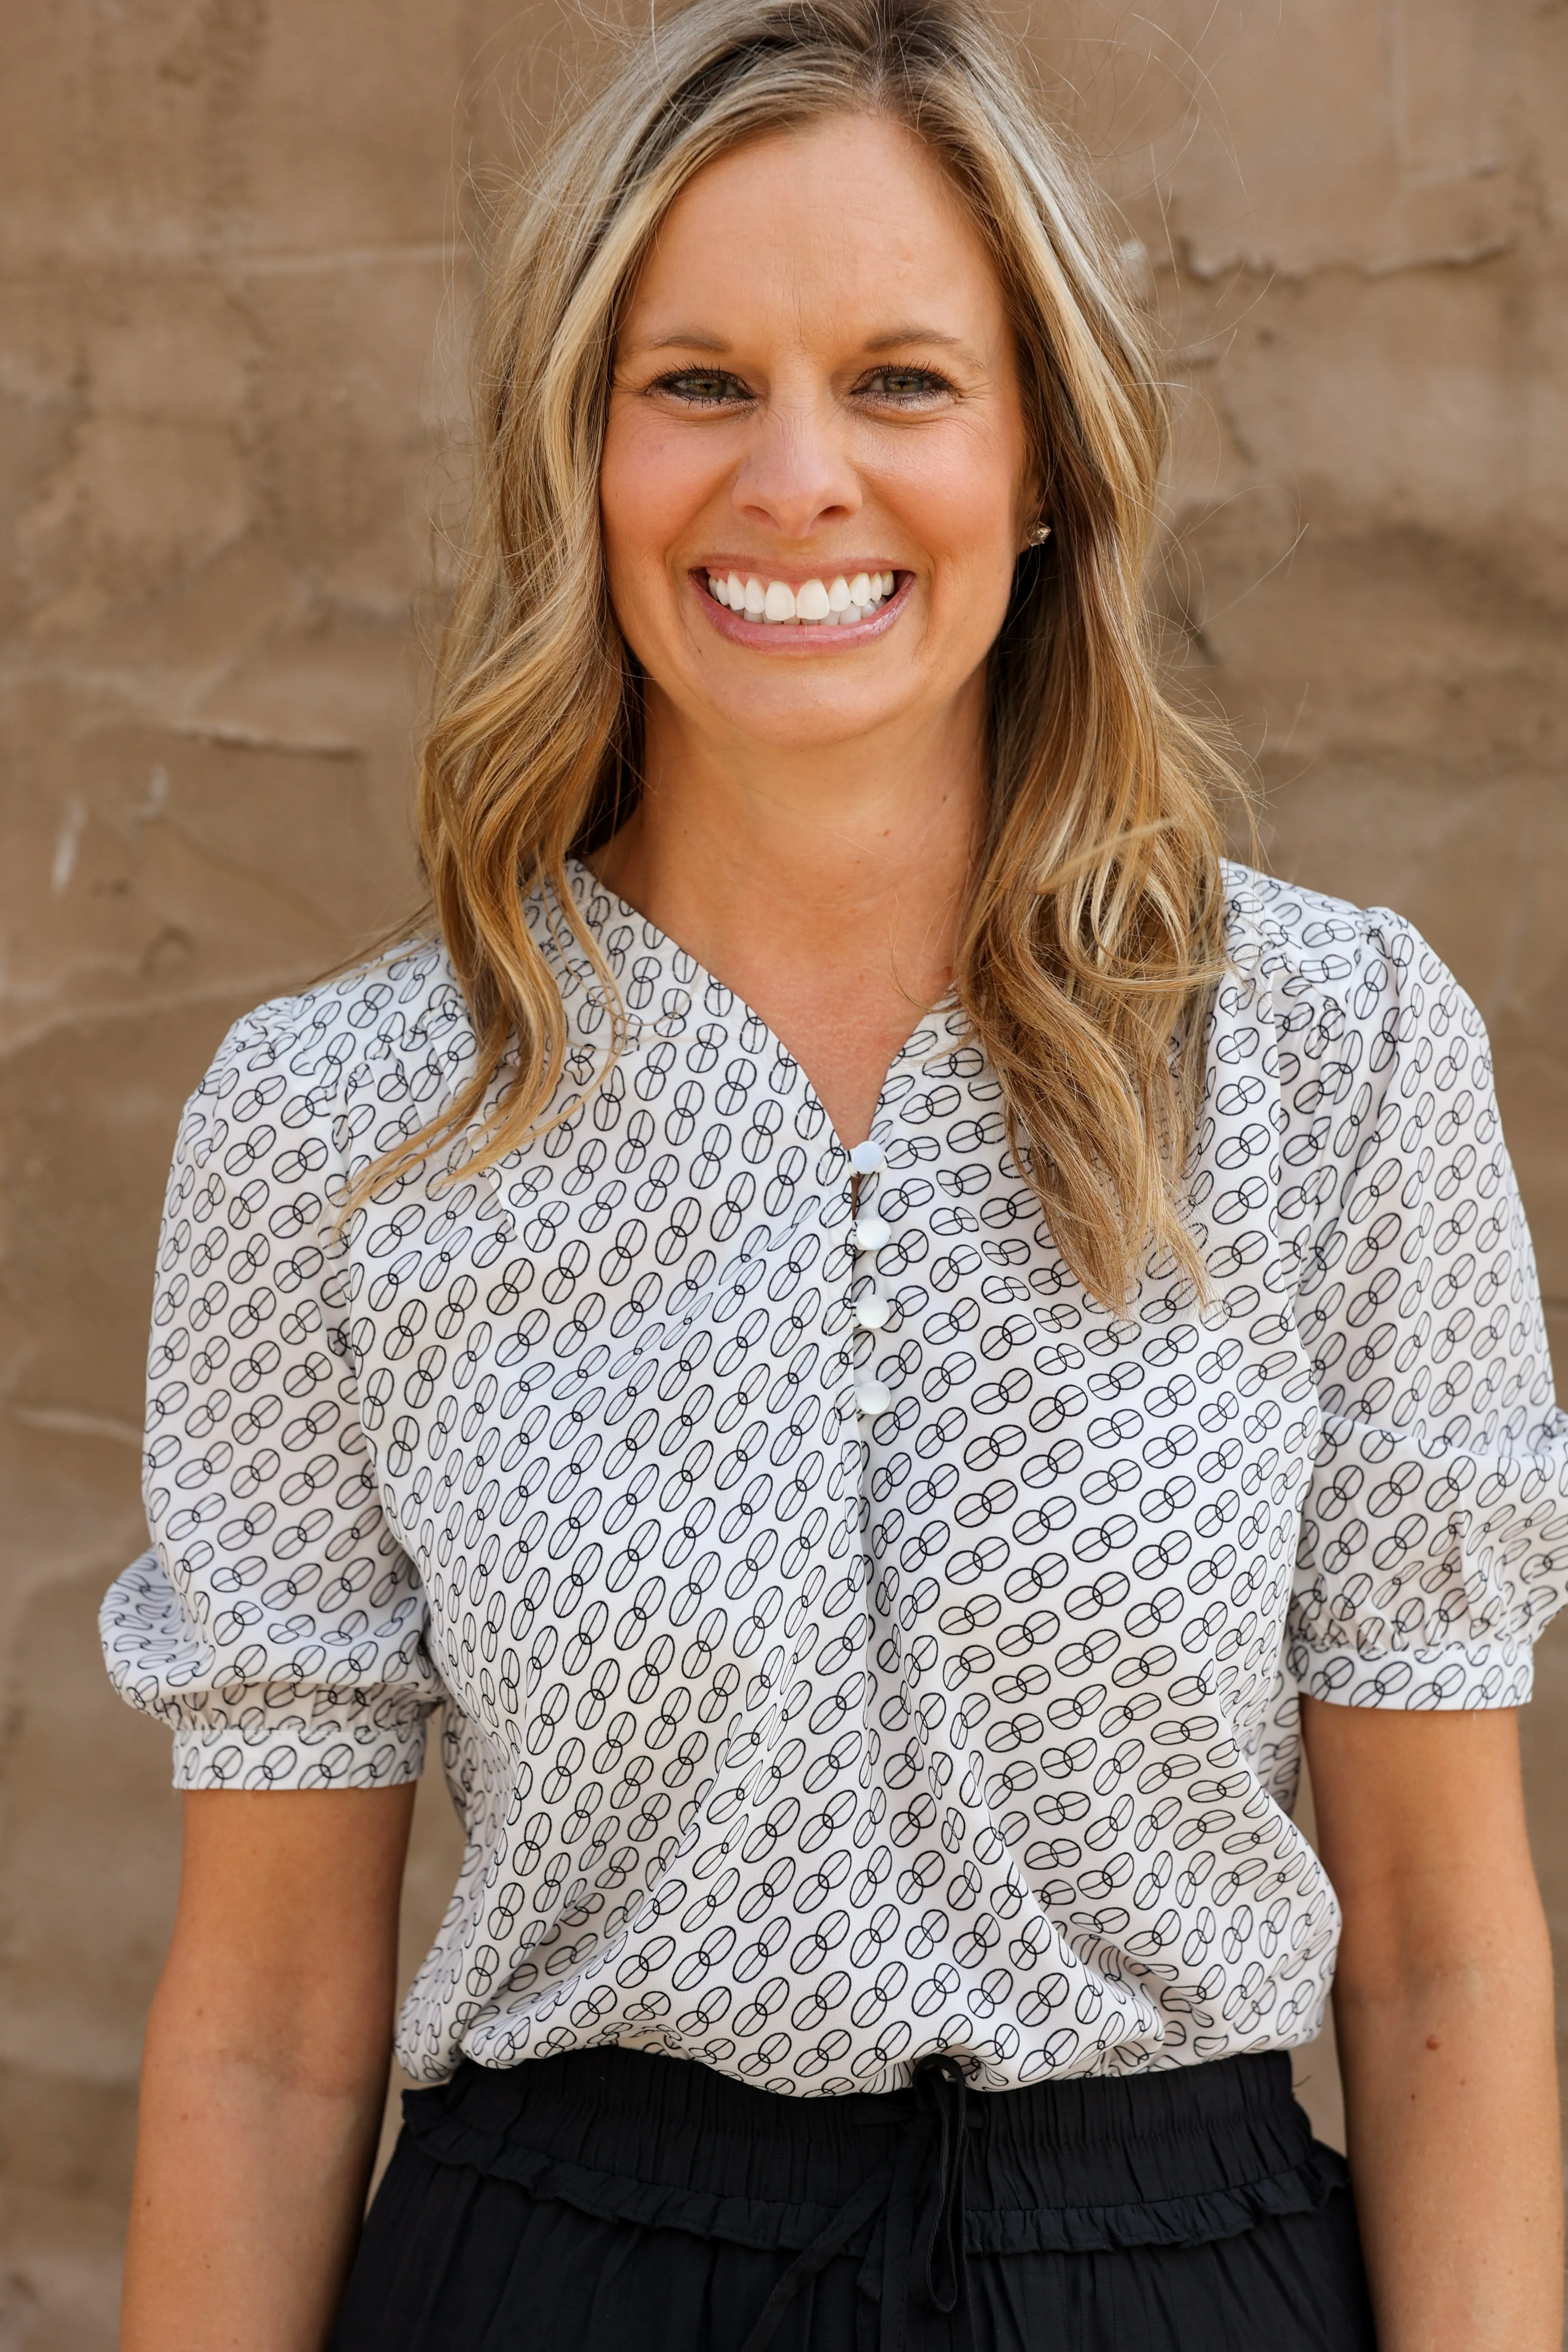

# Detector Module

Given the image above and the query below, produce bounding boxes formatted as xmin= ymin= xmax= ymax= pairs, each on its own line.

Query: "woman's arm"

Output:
xmin=1302 ymin=1698 xmax=1561 ymax=2351
xmin=121 ymin=1784 xmax=417 ymax=2352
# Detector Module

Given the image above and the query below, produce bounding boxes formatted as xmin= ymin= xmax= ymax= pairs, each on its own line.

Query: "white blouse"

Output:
xmin=102 ymin=862 xmax=1568 ymax=2095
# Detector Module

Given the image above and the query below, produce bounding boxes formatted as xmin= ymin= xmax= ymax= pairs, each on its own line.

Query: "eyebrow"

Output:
xmin=619 ymin=323 xmax=973 ymax=361
xmin=621 ymin=331 xmax=732 ymax=356
xmin=862 ymin=325 xmax=969 ymax=352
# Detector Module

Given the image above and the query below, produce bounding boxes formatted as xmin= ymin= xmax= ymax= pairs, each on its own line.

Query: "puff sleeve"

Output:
xmin=1272 ymin=901 xmax=1568 ymax=1707
xmin=99 ymin=1001 xmax=445 ymax=1788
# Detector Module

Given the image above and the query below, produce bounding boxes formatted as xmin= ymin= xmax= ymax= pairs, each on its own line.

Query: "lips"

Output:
xmin=692 ymin=565 xmax=910 ymax=643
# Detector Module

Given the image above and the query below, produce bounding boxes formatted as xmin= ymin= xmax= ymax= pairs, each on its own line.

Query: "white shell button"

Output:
xmin=848 ymin=1139 xmax=885 ymax=1174
xmin=853 ymin=1213 xmax=891 ymax=1253
xmin=854 ymin=1374 xmax=893 ymax=1417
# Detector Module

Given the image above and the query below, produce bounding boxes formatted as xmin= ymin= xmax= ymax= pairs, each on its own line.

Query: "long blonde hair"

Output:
xmin=375 ymin=0 xmax=1237 ymax=1308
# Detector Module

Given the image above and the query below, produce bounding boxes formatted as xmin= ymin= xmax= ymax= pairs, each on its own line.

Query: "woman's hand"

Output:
xmin=120 ymin=1784 xmax=416 ymax=2352
xmin=1302 ymin=1698 xmax=1562 ymax=2351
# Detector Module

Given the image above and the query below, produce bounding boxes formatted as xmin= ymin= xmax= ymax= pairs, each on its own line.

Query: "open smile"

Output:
xmin=692 ymin=565 xmax=912 ymax=646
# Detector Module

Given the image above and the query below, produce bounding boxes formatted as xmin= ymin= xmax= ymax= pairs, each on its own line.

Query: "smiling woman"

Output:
xmin=103 ymin=4 xmax=1568 ymax=2351
xmin=590 ymin=110 xmax=1035 ymax=1149
xmin=388 ymin=18 xmax=1234 ymax=1311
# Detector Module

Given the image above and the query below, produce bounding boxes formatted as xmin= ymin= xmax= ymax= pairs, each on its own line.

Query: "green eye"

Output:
xmin=653 ymin=370 xmax=748 ymax=407
xmin=861 ymin=367 xmax=953 ymax=406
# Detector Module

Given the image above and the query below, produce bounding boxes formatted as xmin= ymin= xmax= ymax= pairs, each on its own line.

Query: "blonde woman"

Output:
xmin=105 ymin=3 xmax=1567 ymax=2346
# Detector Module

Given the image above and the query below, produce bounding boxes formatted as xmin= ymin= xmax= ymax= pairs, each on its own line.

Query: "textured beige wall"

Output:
xmin=2 ymin=2 xmax=1564 ymax=2341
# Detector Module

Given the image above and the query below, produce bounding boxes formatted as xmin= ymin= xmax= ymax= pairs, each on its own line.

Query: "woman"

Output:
xmin=104 ymin=3 xmax=1567 ymax=2346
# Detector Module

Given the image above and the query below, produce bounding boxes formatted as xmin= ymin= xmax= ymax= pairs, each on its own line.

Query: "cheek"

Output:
xmin=885 ymin=428 xmax=1024 ymax=587
xmin=600 ymin=411 xmax=714 ymax=601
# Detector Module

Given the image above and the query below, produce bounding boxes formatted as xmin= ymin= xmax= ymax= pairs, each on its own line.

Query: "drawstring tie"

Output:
xmin=739 ymin=2054 xmax=977 ymax=2352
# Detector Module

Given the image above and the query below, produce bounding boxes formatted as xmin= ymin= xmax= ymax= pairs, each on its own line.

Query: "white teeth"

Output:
xmin=711 ymin=570 xmax=897 ymax=623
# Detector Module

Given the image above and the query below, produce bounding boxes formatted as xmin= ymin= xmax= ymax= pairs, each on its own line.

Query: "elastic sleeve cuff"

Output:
xmin=1287 ymin=1638 xmax=1534 ymax=1710
xmin=170 ymin=1703 xmax=432 ymax=1791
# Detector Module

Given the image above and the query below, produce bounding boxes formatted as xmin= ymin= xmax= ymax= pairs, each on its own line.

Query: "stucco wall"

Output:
xmin=2 ymin=3 xmax=1564 ymax=2340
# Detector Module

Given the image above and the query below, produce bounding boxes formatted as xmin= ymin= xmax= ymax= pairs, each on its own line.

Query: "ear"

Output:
xmin=1015 ymin=466 xmax=1051 ymax=554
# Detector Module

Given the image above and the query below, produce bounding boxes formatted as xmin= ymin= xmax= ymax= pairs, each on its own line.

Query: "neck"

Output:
xmin=592 ymin=677 xmax=988 ymax=1010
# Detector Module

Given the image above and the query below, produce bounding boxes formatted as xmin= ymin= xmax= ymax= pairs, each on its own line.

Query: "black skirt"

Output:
xmin=332 ymin=2044 xmax=1375 ymax=2351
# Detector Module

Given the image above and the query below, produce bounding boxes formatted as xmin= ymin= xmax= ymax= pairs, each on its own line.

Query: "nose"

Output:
xmin=731 ymin=396 xmax=862 ymax=541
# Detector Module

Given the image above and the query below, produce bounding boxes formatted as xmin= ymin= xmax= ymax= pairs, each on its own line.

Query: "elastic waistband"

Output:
xmin=401 ymin=2045 xmax=1346 ymax=2258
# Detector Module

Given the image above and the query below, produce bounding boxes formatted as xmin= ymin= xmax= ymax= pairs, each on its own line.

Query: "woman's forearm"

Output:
xmin=122 ymin=1972 xmax=389 ymax=2352
xmin=1308 ymin=1690 xmax=1564 ymax=2352
xmin=1335 ymin=1923 xmax=1560 ymax=2350
xmin=120 ymin=1785 xmax=416 ymax=2352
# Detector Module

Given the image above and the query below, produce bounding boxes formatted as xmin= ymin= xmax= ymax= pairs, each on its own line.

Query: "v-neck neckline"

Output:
xmin=563 ymin=856 xmax=945 ymax=1161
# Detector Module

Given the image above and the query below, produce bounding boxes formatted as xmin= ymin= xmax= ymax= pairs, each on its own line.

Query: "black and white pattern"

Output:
xmin=102 ymin=864 xmax=1568 ymax=2093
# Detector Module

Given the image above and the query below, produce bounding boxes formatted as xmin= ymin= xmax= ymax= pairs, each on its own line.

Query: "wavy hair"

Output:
xmin=367 ymin=0 xmax=1239 ymax=1308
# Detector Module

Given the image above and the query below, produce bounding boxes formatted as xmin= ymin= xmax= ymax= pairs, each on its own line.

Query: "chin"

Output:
xmin=721 ymin=706 xmax=906 ymax=754
xmin=702 ymin=674 xmax=915 ymax=744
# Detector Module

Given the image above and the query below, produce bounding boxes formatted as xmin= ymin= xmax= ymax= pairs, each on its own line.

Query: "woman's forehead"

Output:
xmin=619 ymin=114 xmax=1006 ymax=351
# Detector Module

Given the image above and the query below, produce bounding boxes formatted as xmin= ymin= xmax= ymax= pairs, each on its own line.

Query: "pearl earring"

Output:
xmin=1026 ymin=521 xmax=1052 ymax=546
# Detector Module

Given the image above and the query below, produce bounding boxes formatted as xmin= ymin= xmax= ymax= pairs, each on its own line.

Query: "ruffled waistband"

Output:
xmin=401 ymin=2044 xmax=1347 ymax=2257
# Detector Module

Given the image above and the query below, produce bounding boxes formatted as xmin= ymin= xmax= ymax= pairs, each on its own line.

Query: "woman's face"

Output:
xmin=601 ymin=112 xmax=1033 ymax=759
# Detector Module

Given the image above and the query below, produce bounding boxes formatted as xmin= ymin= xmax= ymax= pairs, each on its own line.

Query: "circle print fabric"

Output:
xmin=102 ymin=864 xmax=1568 ymax=2093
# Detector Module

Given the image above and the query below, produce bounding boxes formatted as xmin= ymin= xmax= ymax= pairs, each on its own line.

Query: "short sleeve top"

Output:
xmin=101 ymin=863 xmax=1568 ymax=2093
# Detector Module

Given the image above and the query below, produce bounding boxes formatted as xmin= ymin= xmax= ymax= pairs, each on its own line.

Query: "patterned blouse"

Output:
xmin=101 ymin=862 xmax=1568 ymax=2095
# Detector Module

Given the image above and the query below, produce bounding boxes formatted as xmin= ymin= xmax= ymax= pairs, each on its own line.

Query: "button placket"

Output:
xmin=848 ymin=1138 xmax=894 ymax=1417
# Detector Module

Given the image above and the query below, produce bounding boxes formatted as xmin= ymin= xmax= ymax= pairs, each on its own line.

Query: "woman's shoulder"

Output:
xmin=1218 ymin=858 xmax=1485 ymax=1054
xmin=174 ymin=934 xmax=478 ymax=1172
xmin=1221 ymin=858 xmax=1416 ymax=983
